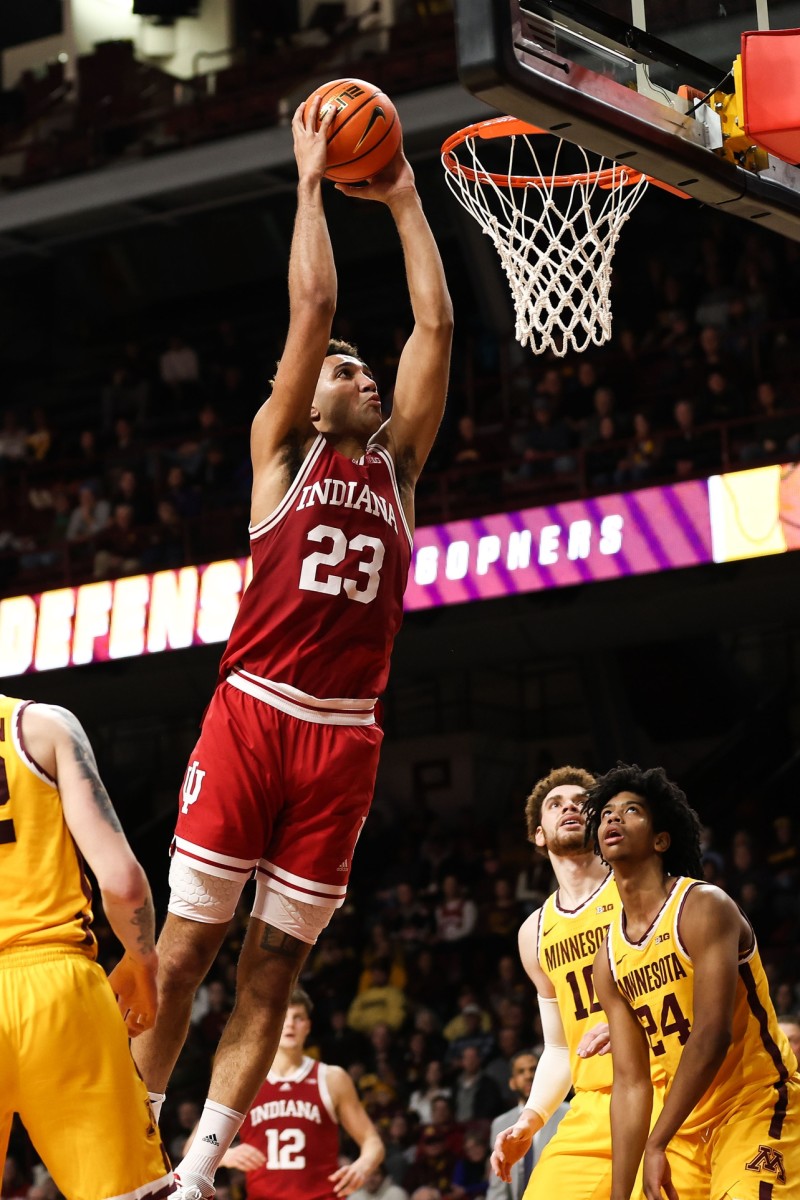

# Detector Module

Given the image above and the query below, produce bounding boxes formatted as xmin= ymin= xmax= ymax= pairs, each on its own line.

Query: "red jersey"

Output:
xmin=238 ymin=1057 xmax=341 ymax=1200
xmin=221 ymin=435 xmax=412 ymax=700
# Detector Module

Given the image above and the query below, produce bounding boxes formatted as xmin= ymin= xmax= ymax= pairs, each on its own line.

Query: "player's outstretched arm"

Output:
xmin=642 ymin=886 xmax=739 ymax=1194
xmin=328 ymin=1065 xmax=385 ymax=1197
xmin=21 ymin=703 xmax=158 ymax=1037
xmin=337 ymin=148 xmax=453 ymax=497
xmin=250 ymin=98 xmax=337 ymax=519
xmin=593 ymin=941 xmax=654 ymax=1200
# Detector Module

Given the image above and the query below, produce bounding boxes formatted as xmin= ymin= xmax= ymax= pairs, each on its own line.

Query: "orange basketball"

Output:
xmin=303 ymin=78 xmax=402 ymax=184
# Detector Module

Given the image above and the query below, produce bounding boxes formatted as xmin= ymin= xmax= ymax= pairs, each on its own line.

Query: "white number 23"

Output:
xmin=299 ymin=524 xmax=385 ymax=605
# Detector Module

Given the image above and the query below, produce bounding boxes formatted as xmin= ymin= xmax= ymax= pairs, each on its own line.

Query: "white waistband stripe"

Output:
xmin=227 ymin=669 xmax=376 ymax=726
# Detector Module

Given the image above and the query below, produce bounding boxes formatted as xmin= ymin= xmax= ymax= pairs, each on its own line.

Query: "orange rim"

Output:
xmin=441 ymin=116 xmax=688 ymax=197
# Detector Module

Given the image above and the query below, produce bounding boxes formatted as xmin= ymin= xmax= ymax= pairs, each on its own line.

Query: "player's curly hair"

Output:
xmin=268 ymin=338 xmax=364 ymax=390
xmin=525 ymin=765 xmax=596 ymax=855
xmin=582 ymin=763 xmax=704 ymax=879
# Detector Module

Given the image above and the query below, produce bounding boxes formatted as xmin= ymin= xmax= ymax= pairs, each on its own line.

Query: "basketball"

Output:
xmin=303 ymin=78 xmax=402 ymax=184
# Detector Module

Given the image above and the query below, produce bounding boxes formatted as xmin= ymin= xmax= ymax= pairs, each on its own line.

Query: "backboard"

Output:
xmin=453 ymin=0 xmax=800 ymax=239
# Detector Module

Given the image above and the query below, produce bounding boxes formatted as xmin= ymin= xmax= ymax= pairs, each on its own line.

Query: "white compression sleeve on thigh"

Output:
xmin=525 ymin=995 xmax=573 ymax=1123
xmin=252 ymin=882 xmax=337 ymax=945
xmin=168 ymin=858 xmax=243 ymax=924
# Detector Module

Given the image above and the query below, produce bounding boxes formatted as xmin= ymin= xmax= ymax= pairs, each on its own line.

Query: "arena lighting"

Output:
xmin=0 ymin=464 xmax=797 ymax=676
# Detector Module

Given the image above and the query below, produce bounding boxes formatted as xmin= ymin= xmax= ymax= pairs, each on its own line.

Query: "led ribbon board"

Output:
xmin=1 ymin=465 xmax=797 ymax=675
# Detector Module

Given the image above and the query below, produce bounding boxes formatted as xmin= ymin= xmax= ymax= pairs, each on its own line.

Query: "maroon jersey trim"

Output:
xmin=250 ymin=435 xmax=327 ymax=541
xmin=13 ymin=702 xmax=57 ymax=787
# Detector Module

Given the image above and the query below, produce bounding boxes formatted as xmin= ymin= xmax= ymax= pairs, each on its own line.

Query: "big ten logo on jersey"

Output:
xmin=181 ymin=760 xmax=206 ymax=814
xmin=596 ymin=903 xmax=614 ymax=914
xmin=654 ymin=932 xmax=671 ymax=945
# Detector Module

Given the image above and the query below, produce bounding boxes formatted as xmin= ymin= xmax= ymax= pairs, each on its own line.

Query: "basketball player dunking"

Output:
xmin=186 ymin=989 xmax=384 ymax=1199
xmin=587 ymin=764 xmax=800 ymax=1200
xmin=132 ymin=95 xmax=453 ymax=1200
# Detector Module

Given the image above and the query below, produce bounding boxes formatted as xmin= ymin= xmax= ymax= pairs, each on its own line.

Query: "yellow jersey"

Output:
xmin=0 ymin=696 xmax=96 ymax=956
xmin=537 ymin=872 xmax=617 ymax=1092
xmin=607 ymin=876 xmax=798 ymax=1134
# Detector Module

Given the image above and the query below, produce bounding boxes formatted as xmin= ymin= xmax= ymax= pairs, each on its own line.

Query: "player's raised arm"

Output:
xmin=250 ymin=99 xmax=337 ymax=501
xmin=327 ymin=1065 xmax=385 ymax=1196
xmin=21 ymin=703 xmax=158 ymax=1037
xmin=593 ymin=940 xmax=654 ymax=1200
xmin=337 ymin=149 xmax=453 ymax=496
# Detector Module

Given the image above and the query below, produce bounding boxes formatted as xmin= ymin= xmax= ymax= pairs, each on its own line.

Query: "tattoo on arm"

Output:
xmin=61 ymin=711 xmax=122 ymax=832
xmin=131 ymin=898 xmax=156 ymax=956
xmin=259 ymin=923 xmax=306 ymax=959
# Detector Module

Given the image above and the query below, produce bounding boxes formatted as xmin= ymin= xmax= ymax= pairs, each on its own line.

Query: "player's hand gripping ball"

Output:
xmin=302 ymin=78 xmax=402 ymax=183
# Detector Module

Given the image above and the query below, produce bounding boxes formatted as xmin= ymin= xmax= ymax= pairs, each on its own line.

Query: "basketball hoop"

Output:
xmin=442 ymin=116 xmax=683 ymax=357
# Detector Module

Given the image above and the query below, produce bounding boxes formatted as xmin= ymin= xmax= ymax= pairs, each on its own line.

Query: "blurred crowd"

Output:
xmin=3 ymin=214 xmax=800 ymax=598
xmin=4 ymin=797 xmax=800 ymax=1199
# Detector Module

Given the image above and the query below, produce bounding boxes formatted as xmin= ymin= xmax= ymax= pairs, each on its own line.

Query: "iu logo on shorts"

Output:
xmin=181 ymin=760 xmax=206 ymax=814
xmin=745 ymin=1144 xmax=787 ymax=1184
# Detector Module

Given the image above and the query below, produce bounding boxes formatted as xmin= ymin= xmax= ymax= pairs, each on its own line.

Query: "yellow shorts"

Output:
xmin=524 ymin=1089 xmax=649 ymax=1200
xmin=0 ymin=947 xmax=174 ymax=1200
xmin=667 ymin=1077 xmax=800 ymax=1200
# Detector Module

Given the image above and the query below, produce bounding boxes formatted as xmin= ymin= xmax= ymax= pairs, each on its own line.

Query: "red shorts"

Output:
xmin=172 ymin=679 xmax=383 ymax=907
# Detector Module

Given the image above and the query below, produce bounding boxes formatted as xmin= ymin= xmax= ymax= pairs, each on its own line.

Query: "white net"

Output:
xmin=442 ymin=125 xmax=650 ymax=357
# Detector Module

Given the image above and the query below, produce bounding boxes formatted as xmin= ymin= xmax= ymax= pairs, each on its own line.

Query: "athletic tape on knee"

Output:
xmin=525 ymin=995 xmax=573 ymax=1123
xmin=252 ymin=883 xmax=336 ymax=945
xmin=167 ymin=858 xmax=243 ymax=924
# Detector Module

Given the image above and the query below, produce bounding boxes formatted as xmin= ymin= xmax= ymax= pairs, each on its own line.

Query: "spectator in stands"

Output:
xmin=66 ymin=482 xmax=110 ymax=543
xmin=405 ymin=947 xmax=452 ymax=1019
xmin=739 ymin=380 xmax=800 ymax=462
xmin=0 ymin=409 xmax=28 ymax=466
xmin=581 ymin=386 xmax=622 ymax=446
xmin=427 ymin=1096 xmax=463 ymax=1158
xmin=565 ymin=359 xmax=601 ymax=423
xmin=196 ymin=979 xmax=233 ymax=1049
xmin=104 ymin=416 xmax=146 ymax=487
xmin=484 ymin=1029 xmax=523 ymax=1112
xmin=435 ymin=875 xmax=478 ymax=943
xmin=451 ymin=1130 xmax=490 ymax=1198
xmin=486 ymin=1049 xmax=567 ymax=1200
xmin=161 ymin=463 xmax=201 ymax=520
xmin=663 ymin=398 xmax=719 ymax=477
xmin=102 ymin=341 xmax=151 ymax=431
xmin=453 ymin=1045 xmax=502 ymax=1122
xmin=408 ymin=1059 xmax=452 ymax=1125
xmin=111 ymin=467 xmax=156 ymax=526
xmin=385 ymin=882 xmax=434 ymax=953
xmin=586 ymin=415 xmax=622 ymax=489
xmin=382 ymin=1112 xmax=419 ymax=1185
xmin=447 ymin=1003 xmax=495 ymax=1066
xmin=159 ymin=332 xmax=200 ymax=392
xmin=514 ymin=397 xmax=575 ymax=480
xmin=26 ymin=407 xmax=55 ymax=463
xmin=702 ymin=368 xmax=743 ymax=422
xmin=70 ymin=428 xmax=105 ymax=486
xmin=168 ymin=1100 xmax=202 ymax=1164
xmin=347 ymin=959 xmax=408 ymax=1034
xmin=614 ymin=411 xmax=662 ymax=486
xmin=141 ymin=499 xmax=186 ymax=571
xmin=92 ymin=502 xmax=145 ymax=579
xmin=350 ymin=1161 xmax=410 ymax=1200
xmin=319 ymin=1006 xmax=371 ymax=1067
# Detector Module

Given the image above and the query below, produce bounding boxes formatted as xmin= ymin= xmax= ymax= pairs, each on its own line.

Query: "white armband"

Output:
xmin=525 ymin=995 xmax=573 ymax=1124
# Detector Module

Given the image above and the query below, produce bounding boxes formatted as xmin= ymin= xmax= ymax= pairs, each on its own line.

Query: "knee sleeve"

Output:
xmin=168 ymin=857 xmax=244 ymax=924
xmin=251 ymin=883 xmax=337 ymax=945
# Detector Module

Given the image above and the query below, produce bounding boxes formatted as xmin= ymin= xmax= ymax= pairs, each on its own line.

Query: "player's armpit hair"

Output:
xmin=525 ymin=995 xmax=572 ymax=1123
